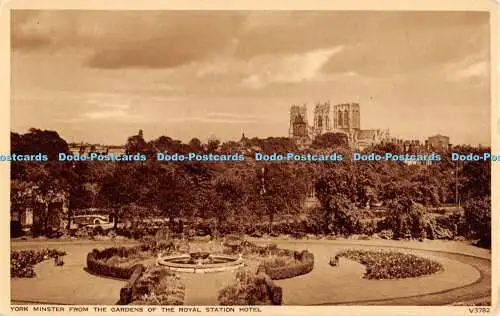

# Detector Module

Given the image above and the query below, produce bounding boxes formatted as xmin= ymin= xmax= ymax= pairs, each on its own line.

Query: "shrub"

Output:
xmin=218 ymin=269 xmax=282 ymax=305
xmin=337 ymin=249 xmax=442 ymax=279
xmin=384 ymin=199 xmax=426 ymax=239
xmin=86 ymin=246 xmax=150 ymax=279
xmin=11 ymin=248 xmax=67 ymax=278
xmin=11 ymin=221 xmax=24 ymax=238
xmin=377 ymin=229 xmax=393 ymax=240
xmin=130 ymin=266 xmax=185 ymax=305
xmin=257 ymin=250 xmax=314 ymax=280
xmin=329 ymin=256 xmax=338 ymax=266
xmin=463 ymin=197 xmax=491 ymax=248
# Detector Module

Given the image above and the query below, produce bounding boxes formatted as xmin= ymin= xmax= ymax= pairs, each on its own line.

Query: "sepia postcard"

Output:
xmin=1 ymin=1 xmax=498 ymax=315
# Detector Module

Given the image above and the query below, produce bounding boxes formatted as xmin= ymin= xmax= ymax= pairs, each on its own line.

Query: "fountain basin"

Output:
xmin=157 ymin=254 xmax=243 ymax=273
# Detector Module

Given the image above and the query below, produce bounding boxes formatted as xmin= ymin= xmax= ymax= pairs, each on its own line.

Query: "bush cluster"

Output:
xmin=336 ymin=249 xmax=443 ymax=279
xmin=11 ymin=248 xmax=66 ymax=278
xmin=130 ymin=267 xmax=185 ymax=305
xmin=87 ymin=248 xmax=139 ymax=279
xmin=222 ymin=238 xmax=314 ymax=280
xmin=257 ymin=250 xmax=314 ymax=280
xmin=218 ymin=269 xmax=282 ymax=305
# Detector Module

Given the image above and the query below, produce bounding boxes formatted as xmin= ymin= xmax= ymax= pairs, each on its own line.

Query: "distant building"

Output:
xmin=289 ymin=101 xmax=389 ymax=149
xmin=426 ymin=134 xmax=450 ymax=151
xmin=68 ymin=143 xmax=126 ymax=155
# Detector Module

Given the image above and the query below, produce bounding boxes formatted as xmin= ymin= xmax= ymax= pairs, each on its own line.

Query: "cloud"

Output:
xmin=83 ymin=109 xmax=129 ymax=120
xmin=444 ymin=53 xmax=489 ymax=84
xmin=453 ymin=61 xmax=488 ymax=81
xmin=164 ymin=117 xmax=258 ymax=124
xmin=86 ymin=100 xmax=130 ymax=110
xmin=161 ymin=111 xmax=284 ymax=124
xmin=55 ymin=100 xmax=150 ymax=124
xmin=12 ymin=10 xmax=489 ymax=77
xmin=241 ymin=46 xmax=344 ymax=89
xmin=12 ymin=11 xmax=245 ymax=69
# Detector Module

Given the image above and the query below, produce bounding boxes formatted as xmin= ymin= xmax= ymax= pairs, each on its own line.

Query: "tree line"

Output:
xmin=10 ymin=129 xmax=491 ymax=246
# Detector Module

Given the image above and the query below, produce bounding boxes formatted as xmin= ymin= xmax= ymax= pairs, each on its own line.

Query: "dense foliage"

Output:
xmin=10 ymin=129 xmax=491 ymax=247
xmin=218 ymin=269 xmax=282 ymax=305
xmin=463 ymin=197 xmax=491 ymax=247
xmin=11 ymin=248 xmax=66 ymax=278
xmin=130 ymin=267 xmax=185 ymax=305
xmin=336 ymin=249 xmax=443 ymax=279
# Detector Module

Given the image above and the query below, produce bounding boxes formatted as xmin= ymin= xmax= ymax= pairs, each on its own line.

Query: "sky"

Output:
xmin=11 ymin=10 xmax=491 ymax=145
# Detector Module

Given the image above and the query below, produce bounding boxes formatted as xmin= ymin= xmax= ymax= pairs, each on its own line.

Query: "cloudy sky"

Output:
xmin=11 ymin=10 xmax=490 ymax=145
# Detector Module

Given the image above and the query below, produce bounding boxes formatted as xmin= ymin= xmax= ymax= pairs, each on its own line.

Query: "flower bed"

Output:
xmin=257 ymin=250 xmax=314 ymax=280
xmin=129 ymin=266 xmax=185 ymax=305
xmin=336 ymin=249 xmax=443 ymax=279
xmin=218 ymin=269 xmax=282 ymax=305
xmin=11 ymin=248 xmax=66 ymax=278
xmin=223 ymin=239 xmax=314 ymax=280
xmin=87 ymin=248 xmax=142 ymax=279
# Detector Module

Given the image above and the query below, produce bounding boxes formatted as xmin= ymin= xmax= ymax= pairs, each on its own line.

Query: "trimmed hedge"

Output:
xmin=222 ymin=239 xmax=315 ymax=280
xmin=86 ymin=247 xmax=144 ymax=279
xmin=258 ymin=250 xmax=314 ymax=280
xmin=86 ymin=246 xmax=148 ymax=305
xmin=119 ymin=264 xmax=146 ymax=304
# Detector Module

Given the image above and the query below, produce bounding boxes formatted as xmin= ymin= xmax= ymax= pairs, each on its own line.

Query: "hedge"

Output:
xmin=11 ymin=248 xmax=67 ymax=278
xmin=218 ymin=269 xmax=282 ymax=305
xmin=86 ymin=248 xmax=144 ymax=280
xmin=257 ymin=250 xmax=314 ymax=280
xmin=119 ymin=264 xmax=146 ymax=304
xmin=86 ymin=247 xmax=147 ymax=305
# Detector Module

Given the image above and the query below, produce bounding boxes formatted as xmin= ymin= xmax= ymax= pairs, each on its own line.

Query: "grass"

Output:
xmin=337 ymin=249 xmax=443 ymax=279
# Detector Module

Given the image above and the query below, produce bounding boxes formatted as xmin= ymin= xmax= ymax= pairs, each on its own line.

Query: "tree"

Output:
xmin=99 ymin=164 xmax=140 ymax=229
xmin=210 ymin=171 xmax=246 ymax=233
xmin=11 ymin=128 xmax=69 ymax=160
xmin=149 ymin=164 xmax=191 ymax=233
xmin=463 ymin=196 xmax=491 ymax=248
xmin=149 ymin=136 xmax=190 ymax=154
xmin=259 ymin=163 xmax=308 ymax=229
xmin=188 ymin=138 xmax=203 ymax=152
xmin=315 ymin=165 xmax=357 ymax=204
xmin=125 ymin=134 xmax=149 ymax=155
xmin=460 ymin=160 xmax=491 ymax=200
xmin=207 ymin=139 xmax=221 ymax=152
xmin=384 ymin=198 xmax=426 ymax=239
xmin=316 ymin=194 xmax=361 ymax=235
xmin=261 ymin=137 xmax=298 ymax=153
xmin=312 ymin=132 xmax=349 ymax=149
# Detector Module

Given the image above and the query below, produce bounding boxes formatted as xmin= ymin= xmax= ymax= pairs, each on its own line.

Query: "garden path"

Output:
xmin=10 ymin=239 xmax=490 ymax=305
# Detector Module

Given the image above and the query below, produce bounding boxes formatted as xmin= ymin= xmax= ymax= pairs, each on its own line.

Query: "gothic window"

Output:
xmin=343 ymin=110 xmax=349 ymax=126
xmin=317 ymin=116 xmax=323 ymax=129
xmin=338 ymin=111 xmax=343 ymax=127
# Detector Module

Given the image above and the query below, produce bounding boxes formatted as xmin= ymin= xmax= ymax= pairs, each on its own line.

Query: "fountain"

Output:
xmin=157 ymin=251 xmax=243 ymax=273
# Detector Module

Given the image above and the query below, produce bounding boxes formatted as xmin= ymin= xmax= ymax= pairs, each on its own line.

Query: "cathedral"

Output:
xmin=289 ymin=101 xmax=389 ymax=149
